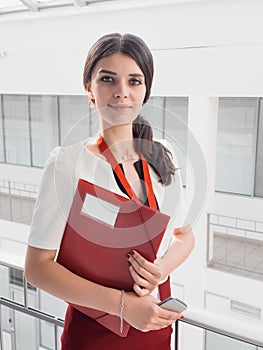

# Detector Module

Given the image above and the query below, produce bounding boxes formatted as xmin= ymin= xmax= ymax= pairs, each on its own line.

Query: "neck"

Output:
xmin=101 ymin=124 xmax=138 ymax=161
xmin=102 ymin=124 xmax=133 ymax=149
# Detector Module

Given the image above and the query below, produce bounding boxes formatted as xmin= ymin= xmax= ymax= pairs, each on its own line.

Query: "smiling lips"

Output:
xmin=108 ymin=103 xmax=133 ymax=110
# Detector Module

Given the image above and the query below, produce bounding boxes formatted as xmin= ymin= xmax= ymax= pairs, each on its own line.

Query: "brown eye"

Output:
xmin=129 ymin=78 xmax=142 ymax=85
xmin=101 ymin=76 xmax=114 ymax=83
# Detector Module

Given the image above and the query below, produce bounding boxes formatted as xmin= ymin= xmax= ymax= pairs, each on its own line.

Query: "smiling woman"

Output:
xmin=83 ymin=33 xmax=176 ymax=186
xmin=24 ymin=32 xmax=194 ymax=350
xmin=86 ymin=52 xmax=146 ymax=127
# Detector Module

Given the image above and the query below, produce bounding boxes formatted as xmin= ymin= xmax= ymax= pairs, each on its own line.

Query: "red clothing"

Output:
xmin=61 ymin=305 xmax=172 ymax=349
xmin=61 ymin=139 xmax=173 ymax=349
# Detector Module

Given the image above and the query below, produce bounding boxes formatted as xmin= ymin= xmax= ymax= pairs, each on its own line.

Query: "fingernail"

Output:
xmin=179 ymin=315 xmax=184 ymax=319
xmin=126 ymin=254 xmax=131 ymax=265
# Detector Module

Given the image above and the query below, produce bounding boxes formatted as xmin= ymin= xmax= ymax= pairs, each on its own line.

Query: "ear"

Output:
xmin=85 ymin=84 xmax=95 ymax=106
xmin=85 ymin=85 xmax=94 ymax=100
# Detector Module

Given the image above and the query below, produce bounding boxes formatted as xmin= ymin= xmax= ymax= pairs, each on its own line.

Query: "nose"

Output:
xmin=113 ymin=81 xmax=129 ymax=99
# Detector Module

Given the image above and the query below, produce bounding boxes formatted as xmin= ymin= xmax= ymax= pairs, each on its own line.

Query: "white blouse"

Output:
xmin=28 ymin=138 xmax=187 ymax=259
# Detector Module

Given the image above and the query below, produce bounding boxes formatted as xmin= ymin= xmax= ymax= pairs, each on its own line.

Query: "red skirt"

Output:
xmin=61 ymin=306 xmax=173 ymax=350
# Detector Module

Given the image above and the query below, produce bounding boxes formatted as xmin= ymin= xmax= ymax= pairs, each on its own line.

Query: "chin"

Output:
xmin=100 ymin=109 xmax=139 ymax=127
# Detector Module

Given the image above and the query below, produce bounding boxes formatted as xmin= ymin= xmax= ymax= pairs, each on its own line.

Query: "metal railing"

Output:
xmin=176 ymin=307 xmax=263 ymax=349
xmin=0 ymin=297 xmax=64 ymax=350
xmin=0 ymin=239 xmax=263 ymax=349
xmin=1 ymin=297 xmax=263 ymax=350
xmin=0 ymin=259 xmax=65 ymax=349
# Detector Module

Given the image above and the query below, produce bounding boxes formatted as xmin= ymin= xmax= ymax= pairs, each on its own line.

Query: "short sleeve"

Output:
xmin=28 ymin=147 xmax=74 ymax=250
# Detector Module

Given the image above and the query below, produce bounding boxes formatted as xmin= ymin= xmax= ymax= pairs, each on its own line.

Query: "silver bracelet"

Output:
xmin=120 ymin=289 xmax=125 ymax=333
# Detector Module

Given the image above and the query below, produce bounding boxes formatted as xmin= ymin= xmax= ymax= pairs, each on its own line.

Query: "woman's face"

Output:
xmin=86 ymin=52 xmax=146 ymax=127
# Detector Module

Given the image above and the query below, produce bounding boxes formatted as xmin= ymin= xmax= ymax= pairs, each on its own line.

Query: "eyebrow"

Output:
xmin=98 ymin=69 xmax=144 ymax=77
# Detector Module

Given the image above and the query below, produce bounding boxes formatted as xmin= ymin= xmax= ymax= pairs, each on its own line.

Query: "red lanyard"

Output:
xmin=97 ymin=135 xmax=157 ymax=210
xmin=97 ymin=135 xmax=171 ymax=300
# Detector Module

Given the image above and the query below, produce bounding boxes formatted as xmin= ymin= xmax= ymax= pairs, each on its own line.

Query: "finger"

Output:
xmin=151 ymin=316 xmax=177 ymax=329
xmin=129 ymin=258 xmax=157 ymax=285
xmin=131 ymin=251 xmax=161 ymax=277
xmin=142 ymin=320 xmax=172 ymax=331
xmin=158 ymin=308 xmax=182 ymax=322
xmin=129 ymin=266 xmax=151 ymax=289
xmin=141 ymin=313 xmax=178 ymax=331
xmin=129 ymin=253 xmax=161 ymax=285
xmin=161 ymin=313 xmax=182 ymax=322
xmin=133 ymin=283 xmax=150 ymax=297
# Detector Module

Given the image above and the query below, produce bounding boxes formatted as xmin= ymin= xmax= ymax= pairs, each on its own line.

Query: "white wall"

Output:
xmin=0 ymin=0 xmax=263 ymax=95
xmin=0 ymin=163 xmax=42 ymax=185
xmin=0 ymin=220 xmax=29 ymax=269
xmin=215 ymin=192 xmax=263 ymax=222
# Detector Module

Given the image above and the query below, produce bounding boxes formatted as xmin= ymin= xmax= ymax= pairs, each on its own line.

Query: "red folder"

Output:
xmin=56 ymin=179 xmax=170 ymax=337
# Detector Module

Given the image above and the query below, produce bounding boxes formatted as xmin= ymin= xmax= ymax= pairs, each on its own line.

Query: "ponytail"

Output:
xmin=132 ymin=115 xmax=176 ymax=185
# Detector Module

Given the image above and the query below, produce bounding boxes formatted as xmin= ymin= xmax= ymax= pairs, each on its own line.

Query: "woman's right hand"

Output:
xmin=123 ymin=292 xmax=182 ymax=332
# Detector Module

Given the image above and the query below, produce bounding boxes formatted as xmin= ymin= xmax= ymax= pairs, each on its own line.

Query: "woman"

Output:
xmin=25 ymin=33 xmax=194 ymax=349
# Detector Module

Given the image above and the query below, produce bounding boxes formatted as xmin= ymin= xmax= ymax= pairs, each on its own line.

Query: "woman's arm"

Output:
xmin=127 ymin=226 xmax=195 ymax=296
xmin=24 ymin=246 xmax=182 ymax=331
xmin=24 ymin=246 xmax=122 ymax=315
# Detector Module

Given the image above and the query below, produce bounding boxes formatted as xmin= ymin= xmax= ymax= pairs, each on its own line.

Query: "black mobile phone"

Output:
xmin=158 ymin=297 xmax=188 ymax=313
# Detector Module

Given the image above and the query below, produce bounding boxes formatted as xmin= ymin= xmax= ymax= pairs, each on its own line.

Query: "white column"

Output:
xmin=187 ymin=96 xmax=219 ymax=215
xmin=187 ymin=95 xmax=219 ymax=289
xmin=179 ymin=96 xmax=218 ymax=350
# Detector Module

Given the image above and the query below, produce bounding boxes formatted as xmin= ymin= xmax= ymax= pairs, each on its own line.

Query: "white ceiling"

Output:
xmin=0 ymin=0 xmax=101 ymax=14
xmin=0 ymin=0 xmax=212 ymax=17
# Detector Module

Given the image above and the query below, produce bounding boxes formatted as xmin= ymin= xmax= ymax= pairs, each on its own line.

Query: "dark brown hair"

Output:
xmin=83 ymin=33 xmax=176 ymax=185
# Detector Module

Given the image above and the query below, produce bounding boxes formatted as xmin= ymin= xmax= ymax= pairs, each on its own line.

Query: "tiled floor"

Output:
xmin=209 ymin=233 xmax=263 ymax=281
xmin=0 ymin=193 xmax=35 ymax=225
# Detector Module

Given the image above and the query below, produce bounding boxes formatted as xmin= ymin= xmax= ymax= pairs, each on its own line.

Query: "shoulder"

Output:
xmin=41 ymin=141 xmax=89 ymax=191
xmin=44 ymin=146 xmax=60 ymax=166
xmin=45 ymin=140 xmax=91 ymax=167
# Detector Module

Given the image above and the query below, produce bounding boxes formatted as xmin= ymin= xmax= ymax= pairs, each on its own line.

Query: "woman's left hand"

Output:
xmin=127 ymin=250 xmax=166 ymax=296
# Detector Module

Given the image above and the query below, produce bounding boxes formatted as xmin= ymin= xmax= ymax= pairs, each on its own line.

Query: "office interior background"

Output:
xmin=0 ymin=0 xmax=263 ymax=349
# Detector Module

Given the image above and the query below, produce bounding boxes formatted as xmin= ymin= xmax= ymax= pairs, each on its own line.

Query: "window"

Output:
xmin=142 ymin=96 xmax=189 ymax=185
xmin=164 ymin=97 xmax=188 ymax=185
xmin=9 ymin=267 xmax=36 ymax=291
xmin=59 ymin=95 xmax=91 ymax=144
xmin=0 ymin=94 xmax=188 ymax=185
xmin=254 ymin=98 xmax=263 ymax=197
xmin=0 ymin=94 xmax=91 ymax=167
xmin=142 ymin=96 xmax=164 ymax=139
xmin=216 ymin=98 xmax=258 ymax=196
xmin=3 ymin=95 xmax=31 ymax=166
xmin=30 ymin=95 xmax=59 ymax=167
xmin=0 ymin=95 xmax=4 ymax=162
